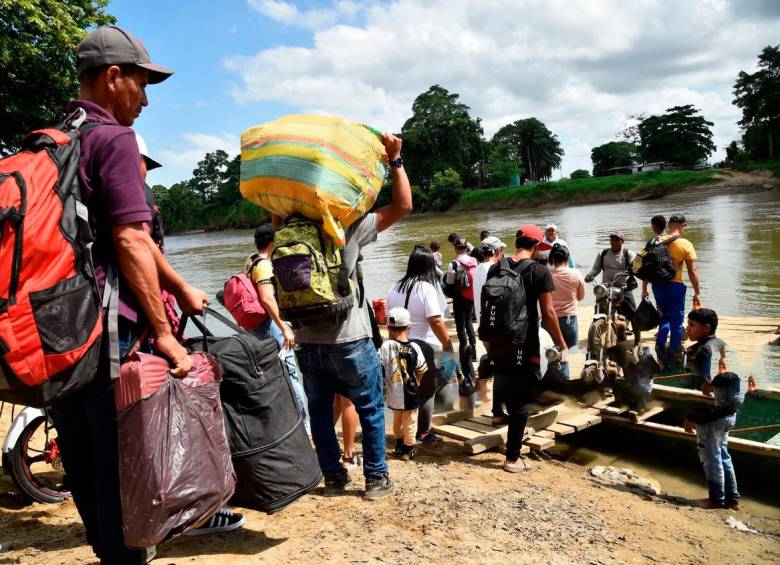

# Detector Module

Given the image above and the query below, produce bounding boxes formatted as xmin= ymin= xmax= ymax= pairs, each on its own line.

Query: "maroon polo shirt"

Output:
xmin=67 ymin=99 xmax=152 ymax=323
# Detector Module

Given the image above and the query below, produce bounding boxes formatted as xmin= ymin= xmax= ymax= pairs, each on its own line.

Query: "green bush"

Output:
xmin=428 ymin=168 xmax=463 ymax=211
xmin=570 ymin=169 xmax=590 ymax=179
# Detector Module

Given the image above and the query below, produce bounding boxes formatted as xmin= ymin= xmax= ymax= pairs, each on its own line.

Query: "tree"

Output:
xmin=488 ymin=142 xmax=523 ymax=187
xmin=637 ymin=105 xmax=715 ymax=168
xmin=733 ymin=45 xmax=780 ymax=161
xmin=0 ymin=0 xmax=115 ymax=154
xmin=569 ymin=169 xmax=590 ymax=180
xmin=591 ymin=141 xmax=637 ymax=176
xmin=190 ymin=150 xmax=230 ymax=205
xmin=427 ymin=168 xmax=463 ymax=212
xmin=153 ymin=180 xmax=204 ymax=233
xmin=210 ymin=154 xmax=242 ymax=207
xmin=491 ymin=118 xmax=563 ymax=181
xmin=401 ymin=85 xmax=484 ymax=189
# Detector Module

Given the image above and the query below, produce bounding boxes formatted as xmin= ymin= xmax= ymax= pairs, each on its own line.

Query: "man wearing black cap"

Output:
xmin=47 ymin=27 xmax=221 ymax=563
xmin=651 ymin=214 xmax=700 ymax=368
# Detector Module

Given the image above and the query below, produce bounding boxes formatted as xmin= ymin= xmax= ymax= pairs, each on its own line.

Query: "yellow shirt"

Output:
xmin=244 ymin=254 xmax=273 ymax=286
xmin=666 ymin=236 xmax=697 ymax=283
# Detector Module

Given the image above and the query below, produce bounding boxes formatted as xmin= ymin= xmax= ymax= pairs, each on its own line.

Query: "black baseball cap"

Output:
xmin=669 ymin=214 xmax=687 ymax=225
xmin=77 ymin=26 xmax=173 ymax=84
xmin=454 ymin=237 xmax=469 ymax=248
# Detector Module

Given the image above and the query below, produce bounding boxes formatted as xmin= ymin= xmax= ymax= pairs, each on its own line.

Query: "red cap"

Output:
xmin=516 ymin=224 xmax=544 ymax=243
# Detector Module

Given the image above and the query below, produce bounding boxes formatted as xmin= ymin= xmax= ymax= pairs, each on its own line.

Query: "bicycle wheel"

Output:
xmin=9 ymin=415 xmax=70 ymax=503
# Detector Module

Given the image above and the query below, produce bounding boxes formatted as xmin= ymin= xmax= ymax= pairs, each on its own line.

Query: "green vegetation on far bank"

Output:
xmin=737 ymin=160 xmax=780 ymax=171
xmin=456 ymin=169 xmax=720 ymax=209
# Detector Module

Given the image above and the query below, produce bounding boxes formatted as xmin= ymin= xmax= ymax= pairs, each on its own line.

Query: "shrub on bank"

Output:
xmin=457 ymin=169 xmax=719 ymax=207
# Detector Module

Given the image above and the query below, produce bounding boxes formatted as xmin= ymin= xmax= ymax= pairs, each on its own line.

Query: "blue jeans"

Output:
xmin=251 ymin=319 xmax=307 ymax=420
xmin=558 ymin=315 xmax=578 ymax=378
xmin=653 ymin=282 xmax=686 ymax=360
xmin=296 ymin=338 xmax=388 ymax=478
xmin=697 ymin=415 xmax=740 ymax=505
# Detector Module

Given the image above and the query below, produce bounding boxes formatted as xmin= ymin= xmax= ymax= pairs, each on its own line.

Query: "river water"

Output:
xmin=166 ymin=188 xmax=780 ymax=383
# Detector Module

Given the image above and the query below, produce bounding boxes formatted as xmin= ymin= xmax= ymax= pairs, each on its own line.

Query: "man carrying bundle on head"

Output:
xmin=268 ymin=134 xmax=412 ymax=499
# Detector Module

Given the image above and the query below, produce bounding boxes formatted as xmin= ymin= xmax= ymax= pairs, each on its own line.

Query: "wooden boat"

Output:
xmin=600 ymin=375 xmax=780 ymax=458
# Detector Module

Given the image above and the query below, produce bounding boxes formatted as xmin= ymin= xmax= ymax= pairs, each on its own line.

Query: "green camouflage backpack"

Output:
xmin=272 ymin=216 xmax=355 ymax=323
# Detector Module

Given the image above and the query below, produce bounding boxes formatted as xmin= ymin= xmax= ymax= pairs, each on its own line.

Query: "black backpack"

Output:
xmin=478 ymin=257 xmax=534 ymax=344
xmin=634 ymin=235 xmax=680 ymax=284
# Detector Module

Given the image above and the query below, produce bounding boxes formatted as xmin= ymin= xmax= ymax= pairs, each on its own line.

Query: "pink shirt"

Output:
xmin=550 ymin=266 xmax=585 ymax=317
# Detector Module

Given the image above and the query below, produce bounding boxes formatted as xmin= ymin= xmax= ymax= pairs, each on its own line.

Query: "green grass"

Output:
xmin=457 ymin=169 xmax=720 ymax=207
xmin=736 ymin=160 xmax=780 ymax=171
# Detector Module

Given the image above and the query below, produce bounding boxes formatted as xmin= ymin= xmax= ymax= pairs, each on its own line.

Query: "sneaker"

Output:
xmin=416 ymin=431 xmax=442 ymax=446
xmin=322 ymin=472 xmax=352 ymax=496
xmin=186 ymin=508 xmax=245 ymax=536
xmin=364 ymin=474 xmax=394 ymax=500
xmin=725 ymin=500 xmax=740 ymax=511
xmin=400 ymin=445 xmax=415 ymax=461
xmin=393 ymin=438 xmax=404 ymax=457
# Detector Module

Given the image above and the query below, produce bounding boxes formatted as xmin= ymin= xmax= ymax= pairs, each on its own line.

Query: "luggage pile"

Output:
xmin=239 ymin=114 xmax=388 ymax=246
xmin=181 ymin=308 xmax=322 ymax=512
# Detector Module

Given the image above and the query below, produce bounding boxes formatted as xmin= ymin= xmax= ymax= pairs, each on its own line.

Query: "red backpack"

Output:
xmin=454 ymin=256 xmax=478 ymax=301
xmin=0 ymin=110 xmax=103 ymax=407
xmin=221 ymin=256 xmax=268 ymax=330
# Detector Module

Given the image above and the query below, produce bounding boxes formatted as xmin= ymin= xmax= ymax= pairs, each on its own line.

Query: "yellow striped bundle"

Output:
xmin=240 ymin=114 xmax=388 ymax=246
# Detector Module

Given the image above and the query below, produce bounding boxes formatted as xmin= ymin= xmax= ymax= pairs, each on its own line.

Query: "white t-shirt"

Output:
xmin=387 ymin=280 xmax=446 ymax=348
xmin=472 ymin=261 xmax=494 ymax=321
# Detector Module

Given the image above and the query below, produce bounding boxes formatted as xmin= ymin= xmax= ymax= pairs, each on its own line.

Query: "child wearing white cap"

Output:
xmin=380 ymin=307 xmax=430 ymax=460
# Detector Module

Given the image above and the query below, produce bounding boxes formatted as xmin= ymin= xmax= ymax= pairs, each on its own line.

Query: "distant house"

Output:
xmin=607 ymin=161 xmax=669 ymax=175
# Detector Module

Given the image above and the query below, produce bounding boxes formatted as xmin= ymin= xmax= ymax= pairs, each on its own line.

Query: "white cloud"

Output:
xmin=248 ymin=0 xmax=364 ymax=29
xmin=229 ymin=0 xmax=780 ymax=175
xmin=151 ymin=132 xmax=239 ymax=186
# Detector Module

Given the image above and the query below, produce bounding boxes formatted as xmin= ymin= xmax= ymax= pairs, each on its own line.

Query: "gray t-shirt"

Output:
xmin=294 ymin=213 xmax=378 ymax=345
xmin=587 ymin=247 xmax=637 ymax=284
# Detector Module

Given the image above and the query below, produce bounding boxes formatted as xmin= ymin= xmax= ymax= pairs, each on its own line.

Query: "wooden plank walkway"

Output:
xmin=431 ymin=401 xmax=605 ymax=455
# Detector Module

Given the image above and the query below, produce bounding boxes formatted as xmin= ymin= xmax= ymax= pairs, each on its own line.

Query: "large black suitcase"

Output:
xmin=180 ymin=308 xmax=321 ymax=513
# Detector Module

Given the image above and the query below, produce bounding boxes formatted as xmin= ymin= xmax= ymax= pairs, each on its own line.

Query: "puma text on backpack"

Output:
xmin=452 ymin=257 xmax=478 ymax=301
xmin=0 ymin=110 xmax=103 ymax=407
xmin=221 ymin=256 xmax=268 ymax=330
xmin=272 ymin=216 xmax=354 ymax=323
xmin=632 ymin=235 xmax=680 ymax=284
xmin=478 ymin=258 xmax=533 ymax=348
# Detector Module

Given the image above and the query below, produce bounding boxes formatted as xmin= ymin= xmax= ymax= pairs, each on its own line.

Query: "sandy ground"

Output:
xmin=1 ymin=270 xmax=778 ymax=563
xmin=1 ymin=421 xmax=779 ymax=564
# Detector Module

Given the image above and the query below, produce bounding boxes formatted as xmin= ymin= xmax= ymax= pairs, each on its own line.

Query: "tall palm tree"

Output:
xmin=492 ymin=118 xmax=564 ymax=181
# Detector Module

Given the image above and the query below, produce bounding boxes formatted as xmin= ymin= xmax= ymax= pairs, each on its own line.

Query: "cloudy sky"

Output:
xmin=112 ymin=0 xmax=780 ymax=187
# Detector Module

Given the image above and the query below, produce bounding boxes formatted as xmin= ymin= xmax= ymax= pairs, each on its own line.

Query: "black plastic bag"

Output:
xmin=633 ymin=298 xmax=661 ymax=331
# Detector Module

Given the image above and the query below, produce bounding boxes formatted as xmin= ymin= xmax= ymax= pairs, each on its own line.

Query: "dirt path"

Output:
xmin=1 ymin=429 xmax=779 ymax=564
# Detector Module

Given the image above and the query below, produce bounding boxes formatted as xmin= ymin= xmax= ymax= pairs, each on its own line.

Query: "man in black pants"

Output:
xmin=485 ymin=225 xmax=568 ymax=472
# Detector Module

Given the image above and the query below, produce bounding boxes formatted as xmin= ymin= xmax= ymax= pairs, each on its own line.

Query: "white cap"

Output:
xmin=545 ymin=223 xmax=558 ymax=231
xmin=480 ymin=236 xmax=506 ymax=252
xmin=134 ymin=131 xmax=162 ymax=170
xmin=387 ymin=307 xmax=411 ymax=328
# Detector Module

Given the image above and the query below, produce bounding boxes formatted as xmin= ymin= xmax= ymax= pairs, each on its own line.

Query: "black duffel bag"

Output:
xmin=633 ymin=298 xmax=661 ymax=331
xmin=179 ymin=307 xmax=321 ymax=513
